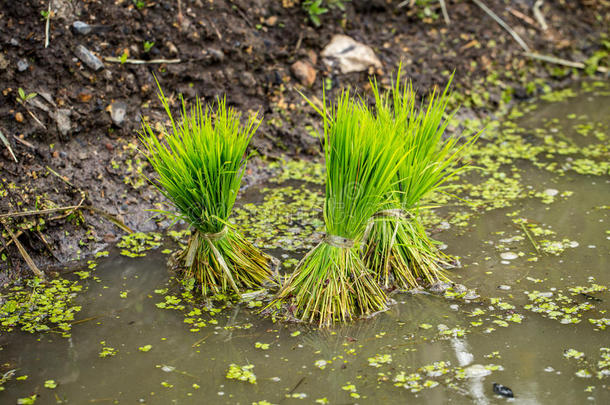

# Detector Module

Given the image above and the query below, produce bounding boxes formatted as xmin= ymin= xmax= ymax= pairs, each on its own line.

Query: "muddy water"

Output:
xmin=1 ymin=88 xmax=609 ymax=404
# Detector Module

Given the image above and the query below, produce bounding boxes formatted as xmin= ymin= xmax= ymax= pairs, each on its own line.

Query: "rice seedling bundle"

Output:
xmin=273 ymin=90 xmax=404 ymax=326
xmin=363 ymin=72 xmax=476 ymax=289
xmin=140 ymin=88 xmax=273 ymax=296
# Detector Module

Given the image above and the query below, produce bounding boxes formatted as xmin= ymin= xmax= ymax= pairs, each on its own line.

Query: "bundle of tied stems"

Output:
xmin=272 ymin=89 xmax=406 ymax=326
xmin=140 ymin=86 xmax=274 ymax=296
xmin=363 ymin=70 xmax=477 ymax=290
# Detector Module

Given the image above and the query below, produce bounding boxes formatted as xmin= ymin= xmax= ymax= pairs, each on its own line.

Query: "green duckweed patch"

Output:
xmin=226 ymin=364 xmax=257 ymax=384
xmin=524 ymin=281 xmax=607 ymax=326
xmin=0 ymin=277 xmax=83 ymax=337
xmin=117 ymin=232 xmax=162 ymax=257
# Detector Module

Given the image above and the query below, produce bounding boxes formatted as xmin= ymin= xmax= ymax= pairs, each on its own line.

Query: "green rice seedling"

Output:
xmin=363 ymin=70 xmax=477 ymax=290
xmin=140 ymin=87 xmax=273 ymax=296
xmin=271 ymin=89 xmax=405 ymax=326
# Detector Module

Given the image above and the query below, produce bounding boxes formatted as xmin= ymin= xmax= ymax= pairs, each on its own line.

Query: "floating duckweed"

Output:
xmin=314 ymin=359 xmax=329 ymax=369
xmin=419 ymin=361 xmax=451 ymax=377
xmin=99 ymin=342 xmax=117 ymax=358
xmin=0 ymin=277 xmax=83 ymax=337
xmin=234 ymin=185 xmax=324 ymax=252
xmin=43 ymin=380 xmax=57 ymax=389
xmin=254 ymin=342 xmax=270 ymax=350
xmin=16 ymin=395 xmax=37 ymax=404
xmin=368 ymin=354 xmax=392 ymax=367
xmin=564 ymin=349 xmax=585 ymax=359
xmin=226 ymin=364 xmax=257 ymax=384
xmin=139 ymin=345 xmax=153 ymax=352
xmin=575 ymin=369 xmax=592 ymax=378
xmin=524 ymin=284 xmax=603 ymax=324
xmin=268 ymin=159 xmax=325 ymax=185
xmin=588 ymin=318 xmax=609 ymax=330
xmin=117 ymin=232 xmax=162 ymax=257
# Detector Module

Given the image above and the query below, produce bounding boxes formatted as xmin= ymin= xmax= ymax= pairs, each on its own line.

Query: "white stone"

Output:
xmin=321 ymin=35 xmax=382 ymax=74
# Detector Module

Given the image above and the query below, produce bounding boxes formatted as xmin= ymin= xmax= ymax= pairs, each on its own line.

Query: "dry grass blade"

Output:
xmin=0 ymin=128 xmax=18 ymax=163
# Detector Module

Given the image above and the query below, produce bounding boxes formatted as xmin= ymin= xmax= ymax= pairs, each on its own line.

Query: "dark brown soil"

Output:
xmin=0 ymin=0 xmax=608 ymax=280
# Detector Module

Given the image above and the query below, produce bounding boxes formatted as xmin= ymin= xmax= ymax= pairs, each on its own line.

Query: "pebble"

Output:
xmin=207 ymin=48 xmax=224 ymax=63
xmin=109 ymin=101 xmax=127 ymax=126
xmin=239 ymin=72 xmax=256 ymax=88
xmin=17 ymin=59 xmax=29 ymax=72
xmin=0 ymin=54 xmax=8 ymax=70
xmin=72 ymin=21 xmax=92 ymax=35
xmin=544 ymin=188 xmax=559 ymax=196
xmin=321 ymin=34 xmax=382 ymax=74
xmin=50 ymin=109 xmax=72 ymax=136
xmin=15 ymin=112 xmax=24 ymax=123
xmin=74 ymin=45 xmax=104 ymax=71
xmin=498 ymin=285 xmax=511 ymax=290
xmin=500 ymin=252 xmax=518 ymax=260
xmin=291 ymin=60 xmax=316 ymax=87
xmin=9 ymin=38 xmax=19 ymax=46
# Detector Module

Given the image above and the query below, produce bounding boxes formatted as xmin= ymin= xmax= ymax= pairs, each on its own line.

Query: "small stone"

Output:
xmin=9 ymin=38 xmax=19 ymax=46
xmin=464 ymin=364 xmax=491 ymax=378
xmin=78 ymin=89 xmax=93 ymax=103
xmin=0 ymin=54 xmax=8 ymax=70
xmin=291 ymin=60 xmax=316 ymax=87
xmin=321 ymin=34 xmax=382 ymax=74
xmin=165 ymin=41 xmax=178 ymax=55
xmin=17 ymin=59 xmax=29 ymax=72
xmin=266 ymin=16 xmax=278 ymax=26
xmin=240 ymin=72 xmax=256 ymax=87
xmin=500 ymin=252 xmax=518 ymax=260
xmin=74 ymin=45 xmax=104 ymax=71
xmin=15 ymin=112 xmax=24 ymax=123
xmin=544 ymin=188 xmax=559 ymax=196
xmin=72 ymin=21 xmax=92 ymax=35
xmin=105 ymin=142 xmax=114 ymax=151
xmin=50 ymin=109 xmax=72 ymax=136
xmin=498 ymin=285 xmax=511 ymax=290
xmin=52 ymin=151 xmax=59 ymax=158
xmin=207 ymin=48 xmax=224 ymax=63
xmin=78 ymin=152 xmax=87 ymax=160
xmin=109 ymin=101 xmax=127 ymax=126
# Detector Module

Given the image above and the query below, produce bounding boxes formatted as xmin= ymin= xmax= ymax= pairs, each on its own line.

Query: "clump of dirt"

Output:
xmin=0 ymin=0 xmax=608 ymax=279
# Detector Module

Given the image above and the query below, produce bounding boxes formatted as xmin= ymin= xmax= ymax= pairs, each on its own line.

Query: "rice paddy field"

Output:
xmin=1 ymin=83 xmax=609 ymax=404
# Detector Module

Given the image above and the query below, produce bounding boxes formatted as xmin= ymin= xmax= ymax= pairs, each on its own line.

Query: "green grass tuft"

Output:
xmin=272 ymin=88 xmax=404 ymax=326
xmin=140 ymin=85 xmax=273 ymax=295
xmin=363 ymin=67 xmax=477 ymax=289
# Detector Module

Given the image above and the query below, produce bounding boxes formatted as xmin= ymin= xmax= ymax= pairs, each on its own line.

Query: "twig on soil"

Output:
xmin=104 ymin=57 xmax=182 ymax=64
xmin=0 ymin=128 xmax=18 ymax=163
xmin=177 ymin=0 xmax=183 ymax=25
xmin=26 ymin=109 xmax=47 ymax=129
xmin=507 ymin=8 xmax=537 ymax=29
xmin=1 ymin=219 xmax=45 ymax=279
xmin=439 ymin=0 xmax=451 ymax=24
xmin=533 ymin=0 xmax=548 ymax=31
xmin=81 ymin=205 xmax=133 ymax=234
xmin=231 ymin=3 xmax=254 ymax=29
xmin=472 ymin=0 xmax=531 ymax=52
xmin=44 ymin=1 xmax=51 ymax=48
xmin=12 ymin=135 xmax=35 ymax=150
xmin=524 ymin=52 xmax=609 ymax=73
xmin=0 ymin=205 xmax=83 ymax=220
xmin=208 ymin=18 xmax=222 ymax=40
